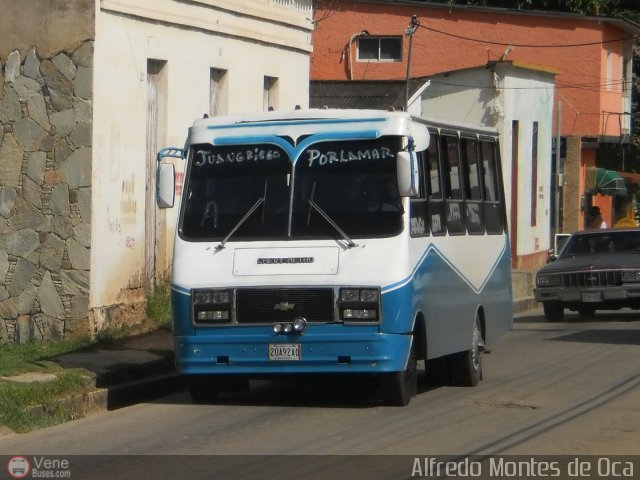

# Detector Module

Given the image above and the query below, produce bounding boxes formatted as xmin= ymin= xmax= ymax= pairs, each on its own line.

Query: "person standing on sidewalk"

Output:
xmin=587 ymin=206 xmax=607 ymax=229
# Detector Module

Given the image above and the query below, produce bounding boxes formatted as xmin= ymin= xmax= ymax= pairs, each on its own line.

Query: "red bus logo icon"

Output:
xmin=7 ymin=456 xmax=30 ymax=479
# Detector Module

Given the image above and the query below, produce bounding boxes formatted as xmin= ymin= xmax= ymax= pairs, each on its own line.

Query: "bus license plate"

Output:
xmin=581 ymin=292 xmax=602 ymax=303
xmin=269 ymin=344 xmax=301 ymax=361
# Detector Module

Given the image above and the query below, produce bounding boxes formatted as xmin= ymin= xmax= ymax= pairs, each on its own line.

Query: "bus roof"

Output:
xmin=191 ymin=108 xmax=412 ymax=128
xmin=185 ymin=109 xmax=499 ymax=153
xmin=187 ymin=108 xmax=431 ymax=150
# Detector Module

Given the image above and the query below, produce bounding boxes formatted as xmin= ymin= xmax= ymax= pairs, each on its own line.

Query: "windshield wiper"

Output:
xmin=215 ymin=197 xmax=265 ymax=251
xmin=308 ymin=198 xmax=358 ymax=249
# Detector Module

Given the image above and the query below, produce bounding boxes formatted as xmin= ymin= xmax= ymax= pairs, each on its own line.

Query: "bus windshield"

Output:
xmin=179 ymin=137 xmax=404 ymax=241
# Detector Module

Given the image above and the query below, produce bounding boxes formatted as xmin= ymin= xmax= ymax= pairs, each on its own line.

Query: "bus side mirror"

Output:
xmin=156 ymin=147 xmax=184 ymax=209
xmin=397 ymin=151 xmax=420 ymax=197
xmin=157 ymin=162 xmax=176 ymax=208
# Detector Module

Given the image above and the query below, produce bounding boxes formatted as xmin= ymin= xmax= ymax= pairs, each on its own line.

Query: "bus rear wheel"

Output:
xmin=449 ymin=315 xmax=483 ymax=387
xmin=380 ymin=338 xmax=417 ymax=406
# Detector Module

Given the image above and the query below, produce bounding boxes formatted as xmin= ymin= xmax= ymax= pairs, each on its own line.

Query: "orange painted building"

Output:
xmin=311 ymin=1 xmax=640 ymax=244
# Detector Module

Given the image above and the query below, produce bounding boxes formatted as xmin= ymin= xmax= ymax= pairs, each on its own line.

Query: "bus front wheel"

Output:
xmin=380 ymin=338 xmax=418 ymax=406
xmin=449 ymin=316 xmax=483 ymax=387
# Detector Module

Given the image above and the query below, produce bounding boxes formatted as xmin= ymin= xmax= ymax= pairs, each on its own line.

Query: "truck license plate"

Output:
xmin=269 ymin=344 xmax=301 ymax=361
xmin=581 ymin=292 xmax=602 ymax=303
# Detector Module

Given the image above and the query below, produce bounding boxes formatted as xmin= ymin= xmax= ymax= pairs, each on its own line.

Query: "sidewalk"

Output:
xmin=53 ymin=329 xmax=184 ymax=410
xmin=0 ymin=328 xmax=184 ymax=437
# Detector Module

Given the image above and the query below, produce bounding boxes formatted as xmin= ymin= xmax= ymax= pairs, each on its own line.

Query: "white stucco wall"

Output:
xmin=421 ymin=64 xmax=556 ymax=261
xmin=498 ymin=66 xmax=555 ymax=260
xmin=91 ymin=0 xmax=312 ymax=318
xmin=421 ymin=70 xmax=496 ymax=126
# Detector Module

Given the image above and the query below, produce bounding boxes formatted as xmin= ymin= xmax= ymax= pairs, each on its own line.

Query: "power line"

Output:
xmin=418 ymin=24 xmax=638 ymax=48
xmin=557 ymin=79 xmax=628 ymax=89
xmin=429 ymin=79 xmax=628 ymax=93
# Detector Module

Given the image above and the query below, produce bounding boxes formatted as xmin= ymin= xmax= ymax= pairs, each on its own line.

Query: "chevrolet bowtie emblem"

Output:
xmin=274 ymin=302 xmax=295 ymax=311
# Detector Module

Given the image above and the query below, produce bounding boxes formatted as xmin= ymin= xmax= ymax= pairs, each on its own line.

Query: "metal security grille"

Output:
xmin=235 ymin=288 xmax=335 ymax=324
xmin=563 ymin=271 xmax=623 ymax=288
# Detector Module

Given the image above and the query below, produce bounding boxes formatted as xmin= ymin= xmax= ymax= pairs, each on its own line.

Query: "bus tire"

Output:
xmin=543 ymin=301 xmax=564 ymax=322
xmin=450 ymin=315 xmax=483 ymax=387
xmin=380 ymin=338 xmax=417 ymax=406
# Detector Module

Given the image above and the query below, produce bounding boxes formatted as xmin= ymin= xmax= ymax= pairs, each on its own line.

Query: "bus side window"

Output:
xmin=461 ymin=136 xmax=485 ymax=235
xmin=409 ymin=150 xmax=429 ymax=237
xmin=427 ymin=130 xmax=446 ymax=236
xmin=441 ymin=133 xmax=465 ymax=235
xmin=481 ymin=139 xmax=503 ymax=234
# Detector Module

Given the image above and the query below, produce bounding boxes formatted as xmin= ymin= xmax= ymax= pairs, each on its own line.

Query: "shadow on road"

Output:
xmin=514 ymin=308 xmax=640 ymax=325
xmin=514 ymin=309 xmax=640 ymax=345
xmin=551 ymin=329 xmax=640 ymax=346
xmin=146 ymin=368 xmax=450 ymax=409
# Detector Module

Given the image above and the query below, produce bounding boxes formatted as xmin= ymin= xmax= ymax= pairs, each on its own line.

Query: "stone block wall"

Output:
xmin=0 ymin=43 xmax=93 ymax=343
xmin=563 ymin=136 xmax=583 ymax=233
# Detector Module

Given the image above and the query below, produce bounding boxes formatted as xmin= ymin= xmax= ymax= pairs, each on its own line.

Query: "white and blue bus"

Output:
xmin=157 ymin=109 xmax=512 ymax=406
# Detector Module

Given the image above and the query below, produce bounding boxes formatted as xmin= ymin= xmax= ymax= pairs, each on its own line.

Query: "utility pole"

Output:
xmin=405 ymin=15 xmax=419 ymax=111
xmin=555 ymin=101 xmax=562 ymax=239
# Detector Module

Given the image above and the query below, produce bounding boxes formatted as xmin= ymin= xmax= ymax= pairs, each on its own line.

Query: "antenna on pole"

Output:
xmin=405 ymin=15 xmax=420 ymax=111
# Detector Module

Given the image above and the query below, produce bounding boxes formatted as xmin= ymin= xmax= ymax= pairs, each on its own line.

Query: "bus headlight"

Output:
xmin=359 ymin=289 xmax=379 ymax=302
xmin=193 ymin=289 xmax=231 ymax=304
xmin=338 ymin=287 xmax=380 ymax=322
xmin=340 ymin=289 xmax=360 ymax=302
xmin=340 ymin=288 xmax=379 ymax=302
xmin=192 ymin=288 xmax=233 ymax=325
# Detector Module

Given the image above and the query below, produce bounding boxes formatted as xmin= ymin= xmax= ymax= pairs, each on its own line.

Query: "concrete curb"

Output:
xmin=26 ymin=388 xmax=108 ymax=418
xmin=20 ymin=370 xmax=185 ymax=428
xmin=104 ymin=372 xmax=185 ymax=410
xmin=513 ymin=297 xmax=539 ymax=314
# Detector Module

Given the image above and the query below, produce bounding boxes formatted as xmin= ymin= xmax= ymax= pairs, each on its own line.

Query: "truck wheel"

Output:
xmin=380 ymin=338 xmax=417 ymax=406
xmin=449 ymin=315 xmax=483 ymax=387
xmin=543 ymin=302 xmax=564 ymax=322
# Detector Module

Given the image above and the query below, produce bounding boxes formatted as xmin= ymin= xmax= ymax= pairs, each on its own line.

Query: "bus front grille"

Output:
xmin=235 ymin=288 xmax=335 ymax=324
